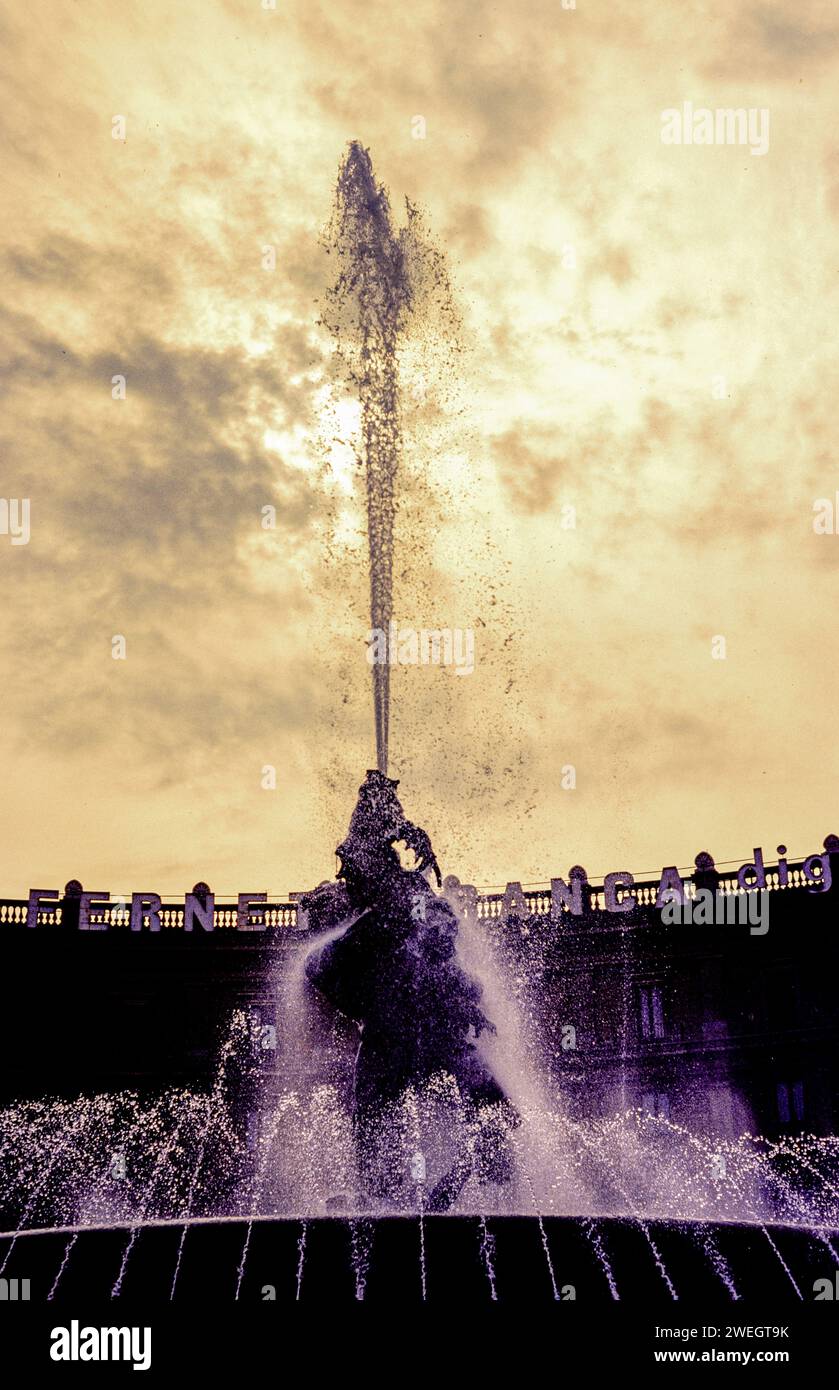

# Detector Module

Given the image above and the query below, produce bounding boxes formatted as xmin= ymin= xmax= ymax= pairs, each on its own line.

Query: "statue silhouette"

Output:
xmin=301 ymin=771 xmax=518 ymax=1209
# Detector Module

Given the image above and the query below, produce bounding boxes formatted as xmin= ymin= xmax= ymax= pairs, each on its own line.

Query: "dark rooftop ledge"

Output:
xmin=1 ymin=846 xmax=835 ymax=932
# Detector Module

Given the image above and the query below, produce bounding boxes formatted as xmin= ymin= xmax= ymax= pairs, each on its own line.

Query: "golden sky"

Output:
xmin=2 ymin=0 xmax=838 ymax=900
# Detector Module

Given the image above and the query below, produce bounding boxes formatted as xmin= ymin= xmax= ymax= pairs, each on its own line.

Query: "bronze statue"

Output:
xmin=301 ymin=771 xmax=518 ymax=1209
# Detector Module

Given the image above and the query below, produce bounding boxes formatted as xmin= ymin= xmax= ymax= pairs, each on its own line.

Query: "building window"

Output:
xmin=639 ymin=983 xmax=665 ymax=1040
xmin=641 ymin=1091 xmax=670 ymax=1120
xmin=776 ymin=1081 xmax=804 ymax=1126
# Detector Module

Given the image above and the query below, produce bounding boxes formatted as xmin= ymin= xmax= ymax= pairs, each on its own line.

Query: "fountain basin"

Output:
xmin=4 ymin=1215 xmax=835 ymax=1303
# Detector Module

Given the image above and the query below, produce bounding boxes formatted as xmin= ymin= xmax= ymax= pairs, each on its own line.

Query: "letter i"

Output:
xmin=776 ymin=846 xmax=789 ymax=887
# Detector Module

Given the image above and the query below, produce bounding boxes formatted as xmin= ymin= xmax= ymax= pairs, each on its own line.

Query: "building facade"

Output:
xmin=1 ymin=845 xmax=837 ymax=1143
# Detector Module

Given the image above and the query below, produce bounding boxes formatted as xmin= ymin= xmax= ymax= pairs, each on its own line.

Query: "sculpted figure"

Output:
xmin=301 ymin=770 xmax=518 ymax=1209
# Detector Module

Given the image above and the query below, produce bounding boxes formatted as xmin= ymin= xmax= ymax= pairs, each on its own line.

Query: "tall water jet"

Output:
xmin=324 ymin=140 xmax=458 ymax=774
xmin=325 ymin=142 xmax=415 ymax=775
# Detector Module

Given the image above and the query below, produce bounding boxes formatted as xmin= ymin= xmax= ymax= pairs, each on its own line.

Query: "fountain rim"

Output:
xmin=3 ymin=1212 xmax=839 ymax=1241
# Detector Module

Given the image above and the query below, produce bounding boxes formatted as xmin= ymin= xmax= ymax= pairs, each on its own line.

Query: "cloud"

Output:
xmin=292 ymin=0 xmax=584 ymax=183
xmin=1 ymin=0 xmax=838 ymax=895
xmin=702 ymin=1 xmax=839 ymax=79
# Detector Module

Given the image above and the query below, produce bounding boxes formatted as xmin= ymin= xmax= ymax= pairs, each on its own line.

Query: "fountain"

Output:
xmin=1 ymin=143 xmax=839 ymax=1303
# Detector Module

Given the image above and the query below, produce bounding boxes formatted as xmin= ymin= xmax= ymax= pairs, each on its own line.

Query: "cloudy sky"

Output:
xmin=1 ymin=0 xmax=838 ymax=901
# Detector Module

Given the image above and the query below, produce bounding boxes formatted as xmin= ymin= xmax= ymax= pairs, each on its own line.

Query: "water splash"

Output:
xmin=3 ymin=1050 xmax=839 ymax=1230
xmin=349 ymin=1219 xmax=373 ymax=1300
xmin=296 ymin=1221 xmax=307 ymax=1300
xmin=48 ymin=1231 xmax=78 ymax=1300
xmin=699 ymin=1228 xmax=740 ymax=1299
xmin=166 ymin=1013 xmax=251 ymax=1299
xmin=582 ymin=1219 xmax=619 ymax=1299
xmin=234 ymin=1103 xmax=288 ymax=1300
xmin=478 ymin=1216 xmax=498 ymax=1299
xmin=760 ymin=1225 xmax=802 ymax=1298
xmin=234 ymin=1222 xmax=252 ymax=1302
xmin=417 ymin=1211 xmax=427 ymax=1301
